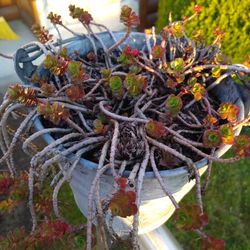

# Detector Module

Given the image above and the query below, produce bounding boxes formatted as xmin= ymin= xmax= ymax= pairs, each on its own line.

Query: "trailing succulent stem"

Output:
xmin=0 ymin=4 xmax=250 ymax=250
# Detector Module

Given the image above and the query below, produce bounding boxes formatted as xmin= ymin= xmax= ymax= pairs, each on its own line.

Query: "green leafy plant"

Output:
xmin=156 ymin=0 xmax=250 ymax=62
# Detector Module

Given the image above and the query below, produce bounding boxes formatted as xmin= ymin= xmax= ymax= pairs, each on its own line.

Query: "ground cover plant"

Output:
xmin=156 ymin=0 xmax=250 ymax=63
xmin=0 ymin=4 xmax=250 ymax=250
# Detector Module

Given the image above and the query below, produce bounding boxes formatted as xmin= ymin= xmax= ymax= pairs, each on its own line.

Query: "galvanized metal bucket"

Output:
xmin=15 ymin=32 xmax=246 ymax=236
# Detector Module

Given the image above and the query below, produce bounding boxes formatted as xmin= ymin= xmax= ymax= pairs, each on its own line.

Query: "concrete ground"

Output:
xmin=0 ymin=19 xmax=35 ymax=92
xmin=0 ymin=20 xmax=40 ymax=235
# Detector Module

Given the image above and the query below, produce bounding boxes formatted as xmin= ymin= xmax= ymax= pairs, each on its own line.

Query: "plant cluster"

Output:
xmin=0 ymin=4 xmax=250 ymax=250
xmin=0 ymin=171 xmax=88 ymax=249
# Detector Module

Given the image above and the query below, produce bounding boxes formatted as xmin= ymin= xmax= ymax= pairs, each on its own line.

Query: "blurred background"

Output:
xmin=0 ymin=0 xmax=249 ymax=249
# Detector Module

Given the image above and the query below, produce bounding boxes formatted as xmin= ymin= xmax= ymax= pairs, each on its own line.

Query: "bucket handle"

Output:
xmin=13 ymin=36 xmax=86 ymax=83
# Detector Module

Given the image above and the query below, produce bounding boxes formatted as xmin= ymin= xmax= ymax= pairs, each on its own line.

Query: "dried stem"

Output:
xmin=150 ymin=147 xmax=179 ymax=209
xmin=131 ymin=139 xmax=150 ymax=249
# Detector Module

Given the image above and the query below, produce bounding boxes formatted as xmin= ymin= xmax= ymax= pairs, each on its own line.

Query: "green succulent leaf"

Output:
xmin=170 ymin=58 xmax=185 ymax=73
xmin=169 ymin=22 xmax=184 ymax=38
xmin=190 ymin=83 xmax=206 ymax=101
xmin=187 ymin=77 xmax=197 ymax=86
xmin=203 ymin=130 xmax=222 ymax=148
xmin=109 ymin=76 xmax=123 ymax=92
xmin=165 ymin=95 xmax=182 ymax=116
xmin=219 ymin=125 xmax=234 ymax=144
xmin=125 ymin=73 xmax=146 ymax=96
xmin=211 ymin=66 xmax=221 ymax=78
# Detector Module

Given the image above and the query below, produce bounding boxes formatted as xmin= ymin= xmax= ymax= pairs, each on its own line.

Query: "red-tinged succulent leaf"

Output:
xmin=211 ymin=66 xmax=221 ymax=78
xmin=190 ymin=83 xmax=206 ymax=101
xmin=43 ymin=55 xmax=68 ymax=76
xmin=218 ymin=103 xmax=239 ymax=123
xmin=173 ymin=205 xmax=207 ymax=230
xmin=36 ymin=220 xmax=71 ymax=242
xmin=0 ymin=174 xmax=13 ymax=195
xmin=219 ymin=125 xmax=234 ymax=144
xmin=227 ymin=105 xmax=240 ymax=123
xmin=93 ymin=119 xmax=109 ymax=135
xmin=213 ymin=27 xmax=224 ymax=46
xmin=48 ymin=220 xmax=71 ymax=235
xmin=199 ymin=213 xmax=209 ymax=228
xmin=170 ymin=58 xmax=185 ymax=73
xmin=213 ymin=27 xmax=224 ymax=38
xmin=166 ymin=78 xmax=177 ymax=89
xmin=125 ymin=73 xmax=147 ymax=96
xmin=175 ymin=74 xmax=185 ymax=84
xmin=123 ymin=45 xmax=139 ymax=57
xmin=116 ymin=177 xmax=128 ymax=190
xmin=165 ymin=94 xmax=182 ymax=116
xmin=7 ymin=84 xmax=20 ymax=100
xmin=38 ymin=102 xmax=69 ymax=125
xmin=203 ymin=130 xmax=222 ymax=148
xmin=0 ymin=227 xmax=27 ymax=249
xmin=69 ymin=5 xmax=93 ymax=25
xmin=151 ymin=45 xmax=165 ymax=59
xmin=118 ymin=46 xmax=139 ymax=65
xmin=202 ymin=236 xmax=225 ymax=250
xmin=232 ymin=135 xmax=250 ymax=157
xmin=87 ymin=51 xmax=96 ymax=61
xmin=31 ymin=24 xmax=53 ymax=44
xmin=203 ymin=114 xmax=218 ymax=126
xmin=37 ymin=102 xmax=51 ymax=120
xmin=35 ymin=198 xmax=53 ymax=215
xmin=145 ymin=120 xmax=167 ymax=139
xmin=109 ymin=190 xmax=137 ymax=218
xmin=120 ymin=5 xmax=140 ymax=27
xmin=47 ymin=12 xmax=62 ymax=25
xmin=8 ymin=84 xmax=38 ymax=106
xmin=194 ymin=5 xmax=202 ymax=14
xmin=40 ymin=83 xmax=56 ymax=97
xmin=67 ymin=61 xmax=85 ymax=80
xmin=65 ymin=85 xmax=85 ymax=101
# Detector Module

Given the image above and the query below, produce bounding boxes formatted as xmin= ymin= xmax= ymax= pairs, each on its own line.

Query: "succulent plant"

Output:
xmin=0 ymin=4 xmax=249 ymax=250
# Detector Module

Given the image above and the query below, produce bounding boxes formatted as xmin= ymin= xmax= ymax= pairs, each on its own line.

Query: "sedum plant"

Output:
xmin=0 ymin=4 xmax=250 ymax=250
